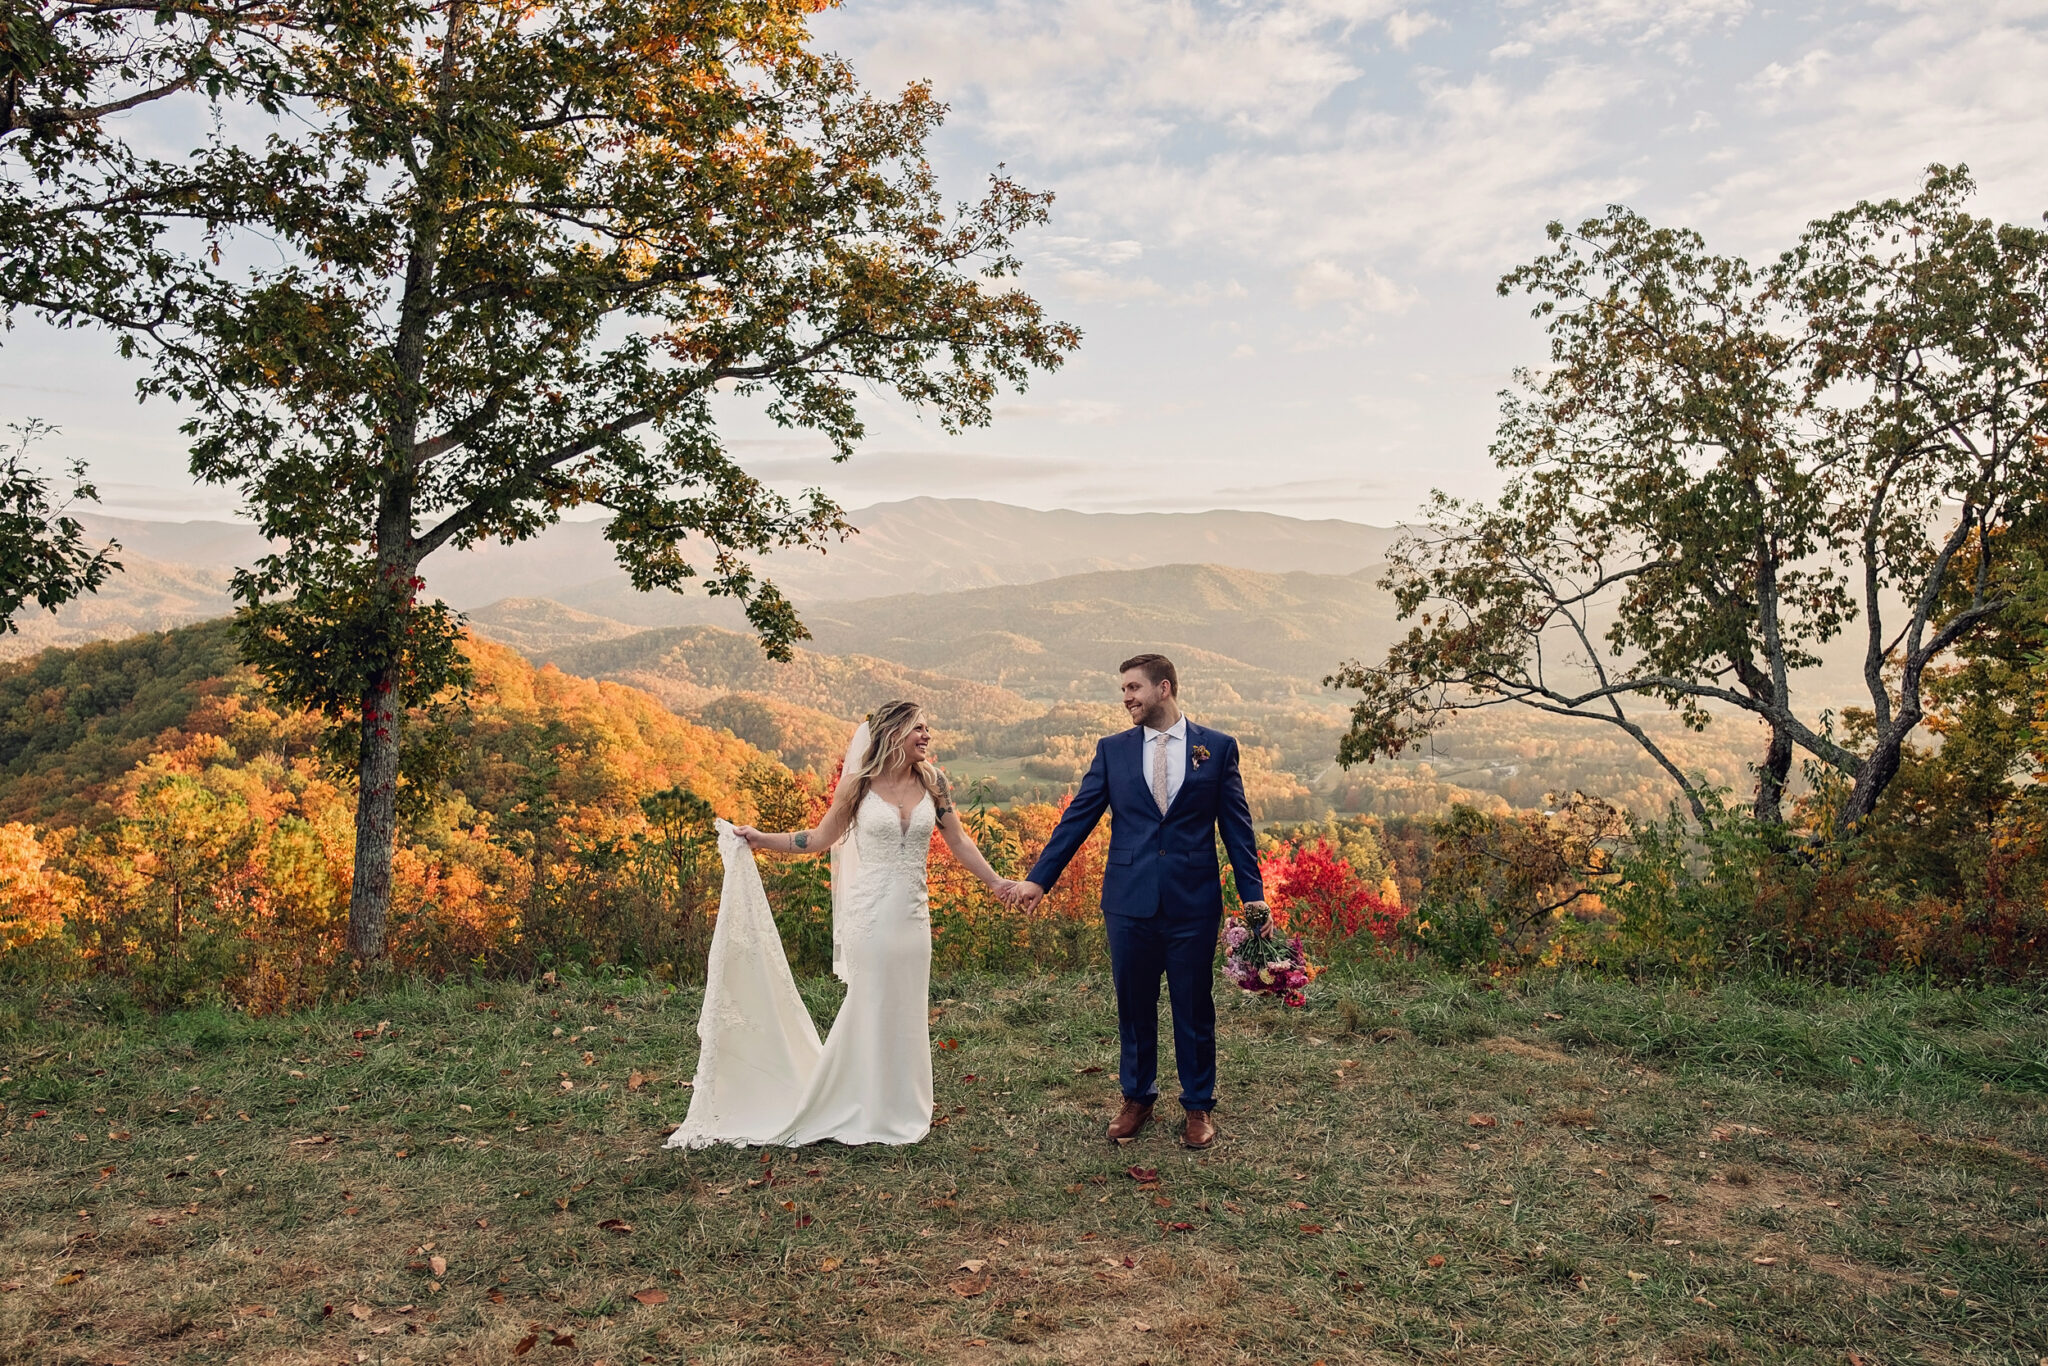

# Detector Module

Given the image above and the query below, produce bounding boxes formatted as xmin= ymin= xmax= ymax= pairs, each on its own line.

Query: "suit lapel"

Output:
xmin=1170 ymin=721 xmax=1204 ymax=818
xmin=1115 ymin=726 xmax=1153 ymax=819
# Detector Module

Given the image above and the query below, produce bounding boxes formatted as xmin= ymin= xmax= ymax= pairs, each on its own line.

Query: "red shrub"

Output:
xmin=1259 ymin=839 xmax=1405 ymax=943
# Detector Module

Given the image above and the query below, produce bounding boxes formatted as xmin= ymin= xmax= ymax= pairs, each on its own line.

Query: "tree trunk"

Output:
xmin=1842 ymin=712 xmax=1914 ymax=828
xmin=1752 ymin=723 xmax=1793 ymax=825
xmin=342 ymin=0 xmax=462 ymax=961
xmin=346 ymin=661 xmax=402 ymax=960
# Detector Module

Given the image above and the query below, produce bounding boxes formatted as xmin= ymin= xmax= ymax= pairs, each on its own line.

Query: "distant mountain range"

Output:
xmin=0 ymin=497 xmax=1838 ymax=817
xmin=5 ymin=498 xmax=1402 ymax=659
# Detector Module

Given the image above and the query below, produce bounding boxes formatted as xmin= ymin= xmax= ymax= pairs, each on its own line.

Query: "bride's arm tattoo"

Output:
xmin=932 ymin=770 xmax=957 ymax=824
xmin=793 ymin=831 xmax=810 ymax=850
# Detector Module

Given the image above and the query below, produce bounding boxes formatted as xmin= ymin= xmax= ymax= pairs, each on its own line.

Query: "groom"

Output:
xmin=1013 ymin=654 xmax=1266 ymax=1150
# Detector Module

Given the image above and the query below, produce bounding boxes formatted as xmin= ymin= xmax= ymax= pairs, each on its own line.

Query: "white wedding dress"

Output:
xmin=665 ymin=786 xmax=935 ymax=1149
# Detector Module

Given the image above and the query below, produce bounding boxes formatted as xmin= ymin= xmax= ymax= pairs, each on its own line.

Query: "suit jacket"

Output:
xmin=1026 ymin=719 xmax=1263 ymax=920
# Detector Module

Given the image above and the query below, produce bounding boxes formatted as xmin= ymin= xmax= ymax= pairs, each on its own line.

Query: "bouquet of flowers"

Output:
xmin=1222 ymin=902 xmax=1319 ymax=1007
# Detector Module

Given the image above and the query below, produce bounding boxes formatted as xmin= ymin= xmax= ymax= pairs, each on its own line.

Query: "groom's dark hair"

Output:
xmin=1119 ymin=653 xmax=1178 ymax=697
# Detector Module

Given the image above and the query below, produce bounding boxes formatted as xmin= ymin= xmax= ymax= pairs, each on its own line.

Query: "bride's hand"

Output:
xmin=731 ymin=825 xmax=770 ymax=851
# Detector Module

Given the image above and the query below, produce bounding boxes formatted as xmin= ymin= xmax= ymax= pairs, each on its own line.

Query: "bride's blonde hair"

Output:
xmin=853 ymin=700 xmax=940 ymax=806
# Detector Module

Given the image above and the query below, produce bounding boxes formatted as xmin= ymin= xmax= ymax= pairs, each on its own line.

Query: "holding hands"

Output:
xmin=999 ymin=879 xmax=1046 ymax=912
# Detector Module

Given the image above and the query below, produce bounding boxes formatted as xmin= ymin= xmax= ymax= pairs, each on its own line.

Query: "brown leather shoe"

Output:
xmin=1106 ymin=1099 xmax=1154 ymax=1141
xmin=1181 ymin=1109 xmax=1217 ymax=1150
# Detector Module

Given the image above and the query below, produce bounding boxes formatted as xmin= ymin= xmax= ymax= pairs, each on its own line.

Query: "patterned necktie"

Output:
xmin=1151 ymin=733 xmax=1171 ymax=814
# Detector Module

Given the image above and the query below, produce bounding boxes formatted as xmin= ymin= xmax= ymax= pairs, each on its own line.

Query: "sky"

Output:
xmin=8 ymin=0 xmax=2048 ymax=525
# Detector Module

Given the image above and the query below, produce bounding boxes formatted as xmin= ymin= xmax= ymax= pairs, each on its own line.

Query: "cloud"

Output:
xmin=1507 ymin=0 xmax=1752 ymax=48
xmin=1055 ymin=268 xmax=1169 ymax=302
xmin=1385 ymin=9 xmax=1443 ymax=49
xmin=992 ymin=398 xmax=1126 ymax=425
xmin=826 ymin=0 xmax=1392 ymax=157
xmin=1693 ymin=1 xmax=2048 ymax=252
xmin=1292 ymin=260 xmax=1419 ymax=314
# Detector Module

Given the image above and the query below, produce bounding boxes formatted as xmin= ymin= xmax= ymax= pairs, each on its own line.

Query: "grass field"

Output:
xmin=1 ymin=968 xmax=2045 ymax=1364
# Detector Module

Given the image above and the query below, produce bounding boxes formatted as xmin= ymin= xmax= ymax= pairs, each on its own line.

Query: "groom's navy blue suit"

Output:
xmin=1027 ymin=720 xmax=1263 ymax=1112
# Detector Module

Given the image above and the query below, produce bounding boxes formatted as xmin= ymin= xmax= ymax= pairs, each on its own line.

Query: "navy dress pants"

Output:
xmin=1105 ymin=910 xmax=1222 ymax=1111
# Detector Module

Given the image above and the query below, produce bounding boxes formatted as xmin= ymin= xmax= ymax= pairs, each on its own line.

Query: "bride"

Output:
xmin=664 ymin=701 xmax=1019 ymax=1149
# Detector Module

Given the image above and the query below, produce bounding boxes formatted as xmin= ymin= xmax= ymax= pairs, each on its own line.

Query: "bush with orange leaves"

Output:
xmin=0 ymin=821 xmax=83 ymax=959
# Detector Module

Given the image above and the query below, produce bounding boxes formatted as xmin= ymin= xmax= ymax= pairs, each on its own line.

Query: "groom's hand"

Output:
xmin=1013 ymin=880 xmax=1046 ymax=912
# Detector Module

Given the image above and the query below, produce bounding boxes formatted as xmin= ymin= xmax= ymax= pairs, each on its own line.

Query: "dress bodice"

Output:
xmin=847 ymin=788 xmax=935 ymax=909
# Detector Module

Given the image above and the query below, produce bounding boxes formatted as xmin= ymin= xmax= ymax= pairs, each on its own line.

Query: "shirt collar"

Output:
xmin=1144 ymin=715 xmax=1189 ymax=742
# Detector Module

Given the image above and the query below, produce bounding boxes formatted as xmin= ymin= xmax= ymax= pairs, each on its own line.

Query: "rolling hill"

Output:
xmin=18 ymin=499 xmax=1403 ymax=657
xmin=793 ymin=562 xmax=1403 ymax=704
xmin=536 ymin=625 xmax=1044 ymax=730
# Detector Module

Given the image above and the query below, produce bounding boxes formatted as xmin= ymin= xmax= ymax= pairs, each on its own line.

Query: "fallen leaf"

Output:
xmin=1299 ymin=1223 xmax=1325 ymax=1234
xmin=550 ymin=1331 xmax=576 ymax=1347
xmin=1544 ymin=1011 xmax=1564 ymax=1020
xmin=350 ymin=1304 xmax=374 ymax=1320
xmin=554 ymin=1197 xmax=570 ymax=1212
xmin=1467 ymin=1114 xmax=1499 ymax=1128
xmin=429 ymin=1256 xmax=446 ymax=1276
xmin=1126 ymin=1166 xmax=1159 ymax=1182
xmin=627 ymin=1071 xmax=647 ymax=1091
xmin=1286 ymin=1200 xmax=1309 ymax=1211
xmin=1752 ymin=1256 xmax=1778 ymax=1266
xmin=936 ymin=1039 xmax=958 ymax=1050
xmin=1075 ymin=1065 xmax=1102 ymax=1074
xmin=1132 ymin=1321 xmax=1152 ymax=1332
xmin=819 ymin=1257 xmax=842 ymax=1272
xmin=290 ymin=1134 xmax=332 ymax=1147
xmin=961 ymin=1074 xmax=978 ymax=1083
xmin=1152 ymin=1195 xmax=1174 ymax=1208
xmin=949 ymin=1273 xmax=990 ymax=1298
xmin=1626 ymin=1270 xmax=1649 ymax=1283
xmin=1425 ymin=1255 xmax=1445 ymax=1269
xmin=1694 ymin=1295 xmax=1717 ymax=1308
xmin=55 ymin=1271 xmax=85 ymax=1286
xmin=598 ymin=1219 xmax=633 ymax=1234
xmin=631 ymin=1289 xmax=668 ymax=1306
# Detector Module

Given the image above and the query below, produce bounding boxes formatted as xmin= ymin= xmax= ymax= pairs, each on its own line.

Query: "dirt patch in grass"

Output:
xmin=1481 ymin=1036 xmax=1576 ymax=1066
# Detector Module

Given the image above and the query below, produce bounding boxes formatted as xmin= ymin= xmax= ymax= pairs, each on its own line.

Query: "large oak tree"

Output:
xmin=1331 ymin=168 xmax=2048 ymax=832
xmin=101 ymin=0 xmax=1076 ymax=960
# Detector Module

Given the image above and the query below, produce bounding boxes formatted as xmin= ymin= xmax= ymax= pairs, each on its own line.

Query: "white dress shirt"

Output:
xmin=1143 ymin=714 xmax=1189 ymax=808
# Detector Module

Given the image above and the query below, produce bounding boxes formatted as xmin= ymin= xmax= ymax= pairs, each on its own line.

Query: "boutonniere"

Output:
xmin=1190 ymin=744 xmax=1211 ymax=770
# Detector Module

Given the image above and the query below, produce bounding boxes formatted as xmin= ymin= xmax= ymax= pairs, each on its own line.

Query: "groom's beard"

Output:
xmin=1131 ymin=700 xmax=1172 ymax=730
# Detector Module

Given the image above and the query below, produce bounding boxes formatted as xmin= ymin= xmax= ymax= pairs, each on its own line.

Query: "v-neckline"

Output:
xmin=867 ymin=787 xmax=928 ymax=837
